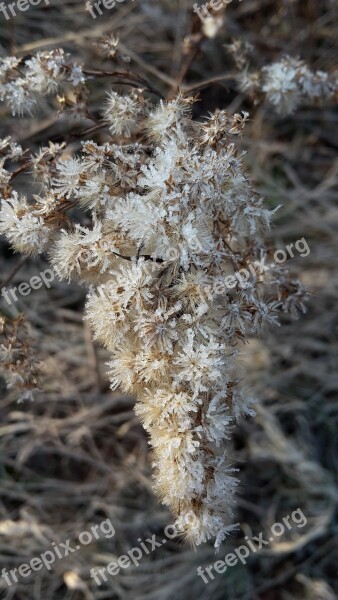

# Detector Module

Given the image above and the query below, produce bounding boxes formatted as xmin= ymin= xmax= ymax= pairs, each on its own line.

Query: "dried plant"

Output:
xmin=0 ymin=314 xmax=41 ymax=401
xmin=0 ymin=48 xmax=307 ymax=548
xmin=227 ymin=48 xmax=338 ymax=115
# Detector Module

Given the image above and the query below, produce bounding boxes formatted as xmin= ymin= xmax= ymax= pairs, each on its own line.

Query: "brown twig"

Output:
xmin=171 ymin=33 xmax=204 ymax=95
xmin=1 ymin=256 xmax=28 ymax=289
xmin=183 ymin=73 xmax=237 ymax=94
xmin=82 ymin=69 xmax=164 ymax=99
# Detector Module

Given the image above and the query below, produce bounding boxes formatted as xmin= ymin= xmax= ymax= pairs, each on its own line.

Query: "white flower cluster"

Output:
xmin=0 ymin=315 xmax=40 ymax=403
xmin=238 ymin=55 xmax=337 ymax=115
xmin=0 ymin=137 xmax=23 ymax=192
xmin=0 ymin=49 xmax=84 ymax=116
xmin=0 ymin=139 xmax=68 ymax=254
xmin=0 ymin=58 xmax=305 ymax=546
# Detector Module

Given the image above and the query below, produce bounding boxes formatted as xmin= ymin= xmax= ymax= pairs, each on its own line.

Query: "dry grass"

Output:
xmin=0 ymin=1 xmax=338 ymax=598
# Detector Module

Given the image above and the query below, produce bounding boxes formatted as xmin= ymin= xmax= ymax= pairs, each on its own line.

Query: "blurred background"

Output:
xmin=0 ymin=1 xmax=337 ymax=599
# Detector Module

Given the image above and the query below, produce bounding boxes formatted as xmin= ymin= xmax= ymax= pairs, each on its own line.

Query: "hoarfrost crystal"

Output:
xmin=0 ymin=51 xmax=307 ymax=547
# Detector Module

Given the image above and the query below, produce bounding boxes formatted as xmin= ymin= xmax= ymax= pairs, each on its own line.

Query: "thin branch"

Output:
xmin=10 ymin=161 xmax=31 ymax=181
xmin=82 ymin=69 xmax=164 ymax=99
xmin=1 ymin=256 xmax=27 ymax=289
xmin=171 ymin=34 xmax=203 ymax=94
xmin=111 ymin=251 xmax=163 ymax=264
xmin=183 ymin=73 xmax=237 ymax=94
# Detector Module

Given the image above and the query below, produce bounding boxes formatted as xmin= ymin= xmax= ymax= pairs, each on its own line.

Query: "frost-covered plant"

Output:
xmin=0 ymin=50 xmax=85 ymax=116
xmin=0 ymin=315 xmax=40 ymax=402
xmin=233 ymin=53 xmax=338 ymax=115
xmin=0 ymin=49 xmax=306 ymax=547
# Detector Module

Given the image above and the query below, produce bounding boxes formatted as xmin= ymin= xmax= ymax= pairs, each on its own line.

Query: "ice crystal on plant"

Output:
xmin=236 ymin=55 xmax=337 ymax=115
xmin=0 ymin=316 xmax=41 ymax=401
xmin=0 ymin=50 xmax=308 ymax=547
xmin=103 ymin=91 xmax=143 ymax=137
xmin=0 ymin=49 xmax=84 ymax=116
xmin=0 ymin=191 xmax=52 ymax=255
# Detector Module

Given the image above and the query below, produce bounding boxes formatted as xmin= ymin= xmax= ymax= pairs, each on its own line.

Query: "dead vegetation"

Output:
xmin=0 ymin=1 xmax=337 ymax=598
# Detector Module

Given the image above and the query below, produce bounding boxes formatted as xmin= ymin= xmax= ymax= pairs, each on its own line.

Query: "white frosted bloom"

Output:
xmin=107 ymin=344 xmax=138 ymax=392
xmin=53 ymin=157 xmax=86 ymax=199
xmin=262 ymin=58 xmax=301 ymax=114
xmin=231 ymin=388 xmax=256 ymax=422
xmin=0 ymin=56 xmax=20 ymax=79
xmin=173 ymin=330 xmax=227 ymax=396
xmin=103 ymin=91 xmax=141 ymax=137
xmin=51 ymin=223 xmax=117 ymax=280
xmin=299 ymin=67 xmax=334 ymax=100
xmin=136 ymin=389 xmax=199 ymax=430
xmin=195 ymin=392 xmax=233 ymax=446
xmin=171 ymin=271 xmax=214 ymax=309
xmin=33 ymin=193 xmax=60 ymax=217
xmin=259 ymin=55 xmax=336 ymax=114
xmin=85 ymin=284 xmax=128 ymax=350
xmin=221 ymin=301 xmax=251 ymax=334
xmin=138 ymin=139 xmax=185 ymax=192
xmin=145 ymin=96 xmax=192 ymax=140
xmin=107 ymin=193 xmax=167 ymax=246
xmin=25 ymin=54 xmax=64 ymax=94
xmin=0 ymin=192 xmax=51 ymax=254
xmin=134 ymin=304 xmax=180 ymax=354
xmin=238 ymin=69 xmax=261 ymax=95
xmin=0 ymin=50 xmax=85 ymax=118
xmin=69 ymin=64 xmax=85 ymax=86
xmin=0 ymin=164 xmax=11 ymax=187
xmin=77 ymin=172 xmax=113 ymax=209
xmin=2 ymin=79 xmax=36 ymax=116
xmin=113 ymin=259 xmax=155 ymax=308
